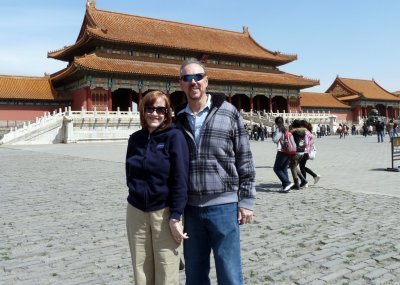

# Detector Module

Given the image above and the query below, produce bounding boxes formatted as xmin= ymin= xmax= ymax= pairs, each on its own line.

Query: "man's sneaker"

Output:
xmin=300 ymin=182 xmax=308 ymax=188
xmin=283 ymin=182 xmax=294 ymax=192
xmin=314 ymin=175 xmax=321 ymax=184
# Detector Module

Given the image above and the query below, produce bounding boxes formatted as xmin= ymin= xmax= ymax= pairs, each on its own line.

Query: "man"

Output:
xmin=376 ymin=120 xmax=384 ymax=143
xmin=174 ymin=59 xmax=256 ymax=285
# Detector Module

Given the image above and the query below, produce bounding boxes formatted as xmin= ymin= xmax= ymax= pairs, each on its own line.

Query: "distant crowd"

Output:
xmin=246 ymin=119 xmax=399 ymax=143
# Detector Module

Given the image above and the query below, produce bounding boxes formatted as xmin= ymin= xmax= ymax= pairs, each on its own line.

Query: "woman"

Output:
xmin=125 ymin=90 xmax=189 ymax=285
xmin=298 ymin=120 xmax=321 ymax=185
xmin=272 ymin=116 xmax=294 ymax=192
xmin=288 ymin=119 xmax=308 ymax=190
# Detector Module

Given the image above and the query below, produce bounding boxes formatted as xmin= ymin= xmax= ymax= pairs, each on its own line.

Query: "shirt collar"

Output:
xmin=179 ymin=94 xmax=212 ymax=116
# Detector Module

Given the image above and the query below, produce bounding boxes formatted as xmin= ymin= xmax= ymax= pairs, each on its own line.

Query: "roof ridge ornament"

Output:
xmin=242 ymin=26 xmax=249 ymax=35
xmin=87 ymin=0 xmax=96 ymax=8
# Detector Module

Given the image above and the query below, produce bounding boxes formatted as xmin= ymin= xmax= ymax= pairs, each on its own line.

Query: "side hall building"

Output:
xmin=326 ymin=77 xmax=400 ymax=122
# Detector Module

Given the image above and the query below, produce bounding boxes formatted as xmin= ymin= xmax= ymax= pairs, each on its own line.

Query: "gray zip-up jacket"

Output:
xmin=174 ymin=94 xmax=256 ymax=210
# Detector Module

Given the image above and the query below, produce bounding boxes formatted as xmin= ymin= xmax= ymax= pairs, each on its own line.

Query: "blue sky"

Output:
xmin=1 ymin=0 xmax=399 ymax=93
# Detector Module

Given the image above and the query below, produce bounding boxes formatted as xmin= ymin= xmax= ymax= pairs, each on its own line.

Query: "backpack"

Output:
xmin=280 ymin=131 xmax=296 ymax=155
xmin=291 ymin=129 xmax=306 ymax=153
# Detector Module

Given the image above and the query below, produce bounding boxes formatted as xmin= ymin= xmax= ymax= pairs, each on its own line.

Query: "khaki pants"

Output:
xmin=126 ymin=204 xmax=181 ymax=285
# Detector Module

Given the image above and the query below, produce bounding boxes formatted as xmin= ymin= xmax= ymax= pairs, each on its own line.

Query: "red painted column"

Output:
xmin=87 ymin=87 xmax=93 ymax=110
xmin=298 ymin=97 xmax=301 ymax=112
xmin=269 ymin=95 xmax=272 ymax=112
xmin=138 ymin=88 xmax=142 ymax=107
xmin=286 ymin=97 xmax=290 ymax=113
xmin=107 ymin=88 xmax=112 ymax=110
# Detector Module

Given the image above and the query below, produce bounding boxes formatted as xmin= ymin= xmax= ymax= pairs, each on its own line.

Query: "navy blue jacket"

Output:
xmin=126 ymin=124 xmax=189 ymax=220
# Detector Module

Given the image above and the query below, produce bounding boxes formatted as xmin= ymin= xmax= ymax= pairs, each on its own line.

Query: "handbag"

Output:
xmin=309 ymin=145 xmax=317 ymax=160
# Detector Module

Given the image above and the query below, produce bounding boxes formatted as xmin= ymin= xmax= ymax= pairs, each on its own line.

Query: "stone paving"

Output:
xmin=1 ymin=134 xmax=400 ymax=284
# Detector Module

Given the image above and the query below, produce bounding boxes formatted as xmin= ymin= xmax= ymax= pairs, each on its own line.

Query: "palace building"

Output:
xmin=326 ymin=77 xmax=400 ymax=122
xmin=46 ymin=0 xmax=318 ymax=115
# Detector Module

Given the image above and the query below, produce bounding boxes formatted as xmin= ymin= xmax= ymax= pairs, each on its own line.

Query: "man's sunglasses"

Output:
xmin=180 ymin=73 xmax=206 ymax=82
xmin=145 ymin=105 xmax=168 ymax=115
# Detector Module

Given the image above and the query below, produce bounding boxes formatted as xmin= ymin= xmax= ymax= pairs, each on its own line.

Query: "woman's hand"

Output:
xmin=169 ymin=219 xmax=189 ymax=244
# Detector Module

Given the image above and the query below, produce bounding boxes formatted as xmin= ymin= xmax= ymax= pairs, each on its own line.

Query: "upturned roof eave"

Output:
xmin=86 ymin=28 xmax=295 ymax=65
xmin=47 ymin=32 xmax=92 ymax=61
xmin=59 ymin=60 xmax=317 ymax=90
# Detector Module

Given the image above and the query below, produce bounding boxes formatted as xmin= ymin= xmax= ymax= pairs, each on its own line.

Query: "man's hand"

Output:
xmin=238 ymin=208 xmax=254 ymax=225
xmin=169 ymin=219 xmax=189 ymax=244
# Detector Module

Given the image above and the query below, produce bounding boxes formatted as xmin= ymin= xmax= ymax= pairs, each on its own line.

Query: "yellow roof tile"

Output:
xmin=300 ymin=92 xmax=351 ymax=108
xmin=0 ymin=75 xmax=58 ymax=100
xmin=336 ymin=77 xmax=400 ymax=101
xmin=52 ymin=53 xmax=317 ymax=88
xmin=50 ymin=7 xmax=296 ymax=64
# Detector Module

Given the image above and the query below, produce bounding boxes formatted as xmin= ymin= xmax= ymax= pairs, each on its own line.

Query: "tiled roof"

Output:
xmin=336 ymin=95 xmax=359 ymax=101
xmin=333 ymin=77 xmax=400 ymax=101
xmin=52 ymin=53 xmax=318 ymax=88
xmin=49 ymin=6 xmax=296 ymax=64
xmin=0 ymin=75 xmax=58 ymax=100
xmin=300 ymin=92 xmax=351 ymax=109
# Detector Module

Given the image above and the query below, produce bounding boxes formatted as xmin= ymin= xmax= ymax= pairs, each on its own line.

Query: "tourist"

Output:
xmin=338 ymin=124 xmax=343 ymax=138
xmin=258 ymin=124 xmax=265 ymax=141
xmin=321 ymin=124 xmax=326 ymax=136
xmin=272 ymin=116 xmax=294 ymax=192
xmin=289 ymin=119 xmax=308 ymax=190
xmin=316 ymin=124 xmax=321 ymax=138
xmin=387 ymin=119 xmax=395 ymax=139
xmin=376 ymin=120 xmax=384 ymax=143
xmin=298 ymin=120 xmax=321 ymax=186
xmin=174 ymin=59 xmax=256 ymax=285
xmin=393 ymin=121 xmax=399 ymax=137
xmin=362 ymin=123 xmax=368 ymax=137
xmin=125 ymin=90 xmax=189 ymax=285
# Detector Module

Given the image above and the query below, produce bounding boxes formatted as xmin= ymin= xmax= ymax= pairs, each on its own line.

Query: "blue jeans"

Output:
xmin=273 ymin=151 xmax=291 ymax=187
xmin=184 ymin=203 xmax=243 ymax=285
xmin=377 ymin=131 xmax=384 ymax=142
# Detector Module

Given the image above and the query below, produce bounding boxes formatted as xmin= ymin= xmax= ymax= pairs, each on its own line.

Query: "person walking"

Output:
xmin=298 ymin=120 xmax=321 ymax=186
xmin=289 ymin=120 xmax=308 ymax=190
xmin=174 ymin=59 xmax=256 ymax=285
xmin=393 ymin=121 xmax=399 ymax=137
xmin=272 ymin=116 xmax=294 ymax=192
xmin=125 ymin=90 xmax=189 ymax=285
xmin=387 ymin=119 xmax=395 ymax=139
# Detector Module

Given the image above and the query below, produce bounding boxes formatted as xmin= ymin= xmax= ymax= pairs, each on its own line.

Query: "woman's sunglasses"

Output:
xmin=180 ymin=73 xmax=206 ymax=82
xmin=145 ymin=105 xmax=168 ymax=115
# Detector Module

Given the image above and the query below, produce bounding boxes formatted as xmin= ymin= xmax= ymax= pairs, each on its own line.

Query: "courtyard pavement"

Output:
xmin=1 ymin=134 xmax=400 ymax=284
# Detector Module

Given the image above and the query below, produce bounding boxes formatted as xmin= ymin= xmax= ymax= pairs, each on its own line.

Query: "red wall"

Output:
xmin=0 ymin=105 xmax=60 ymax=121
xmin=71 ymin=87 xmax=89 ymax=111
xmin=335 ymin=109 xmax=353 ymax=122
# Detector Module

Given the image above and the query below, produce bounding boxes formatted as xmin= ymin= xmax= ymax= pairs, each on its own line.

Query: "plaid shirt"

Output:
xmin=175 ymin=94 xmax=256 ymax=210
